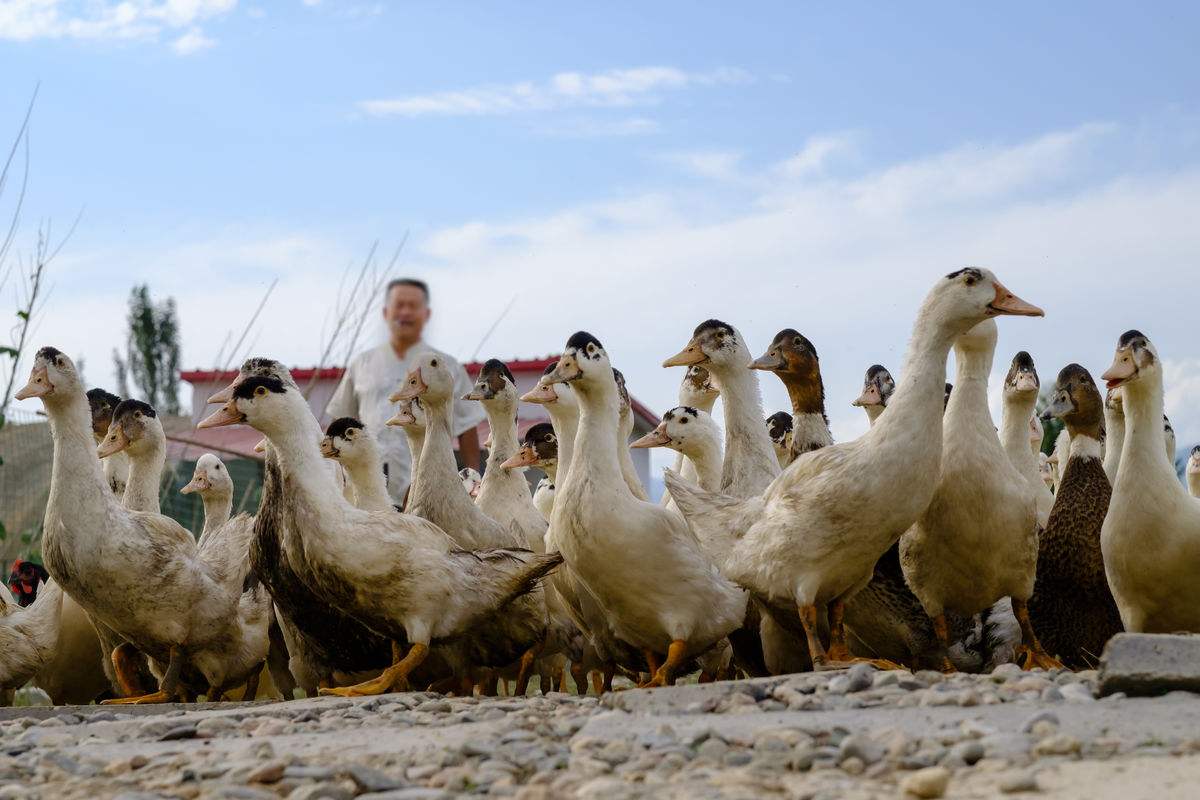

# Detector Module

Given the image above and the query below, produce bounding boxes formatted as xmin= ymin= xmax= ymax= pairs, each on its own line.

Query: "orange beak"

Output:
xmin=180 ymin=473 xmax=210 ymax=495
xmin=541 ymin=357 xmax=582 ymax=385
xmin=1101 ymin=348 xmax=1137 ymax=388
xmin=319 ymin=437 xmax=338 ymax=459
xmin=988 ymin=281 xmax=1044 ymax=317
xmin=630 ymin=425 xmax=672 ymax=449
xmin=390 ymin=368 xmax=427 ymax=402
xmin=253 ymin=437 xmax=268 ymax=453
xmin=207 ymin=378 xmax=240 ymax=404
xmin=197 ymin=401 xmax=245 ymax=429
xmin=96 ymin=426 xmax=130 ymax=458
xmin=853 ymin=383 xmax=882 ymax=407
xmin=521 ymin=383 xmax=559 ymax=404
xmin=14 ymin=365 xmax=51 ymax=400
xmin=663 ymin=338 xmax=707 ymax=368
xmin=500 ymin=444 xmax=540 ymax=470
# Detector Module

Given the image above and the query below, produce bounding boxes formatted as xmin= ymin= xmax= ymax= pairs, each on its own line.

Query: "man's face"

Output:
xmin=384 ymin=284 xmax=431 ymax=343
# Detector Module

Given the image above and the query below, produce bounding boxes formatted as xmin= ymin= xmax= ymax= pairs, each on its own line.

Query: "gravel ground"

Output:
xmin=3 ymin=664 xmax=1200 ymax=799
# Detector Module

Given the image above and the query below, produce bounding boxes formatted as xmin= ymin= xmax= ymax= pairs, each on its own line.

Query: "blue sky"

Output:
xmin=4 ymin=1 xmax=1200 ymax=470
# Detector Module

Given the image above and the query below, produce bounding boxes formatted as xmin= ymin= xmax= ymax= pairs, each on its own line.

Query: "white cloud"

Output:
xmin=660 ymin=150 xmax=745 ymax=182
xmin=171 ymin=26 xmax=214 ymax=54
xmin=0 ymin=0 xmax=235 ymax=52
xmin=538 ymin=117 xmax=661 ymax=138
xmin=779 ymin=133 xmax=855 ymax=178
xmin=16 ymin=122 xmax=1200 ymax=470
xmin=358 ymin=66 xmax=751 ymax=118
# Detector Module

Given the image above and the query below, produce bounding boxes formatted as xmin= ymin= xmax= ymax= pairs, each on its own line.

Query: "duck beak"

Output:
xmin=987 ymin=281 xmax=1044 ymax=317
xmin=1013 ymin=371 xmax=1039 ymax=392
xmin=207 ymin=379 xmax=239 ymax=405
xmin=521 ymin=384 xmax=558 ymax=404
xmin=462 ymin=384 xmax=492 ymax=401
xmin=197 ymin=400 xmax=245 ymax=429
xmin=319 ymin=437 xmax=338 ymax=458
xmin=853 ymin=384 xmax=882 ymax=407
xmin=96 ymin=427 xmax=130 ymax=459
xmin=253 ymin=437 xmax=268 ymax=453
xmin=541 ymin=357 xmax=582 ymax=385
xmin=390 ymin=368 xmax=427 ymax=402
xmin=500 ymin=444 xmax=539 ymax=470
xmin=1101 ymin=348 xmax=1137 ymax=388
xmin=630 ymin=425 xmax=671 ymax=449
xmin=14 ymin=365 xmax=51 ymax=400
xmin=385 ymin=410 xmax=414 ymax=427
xmin=748 ymin=351 xmax=786 ymax=372
xmin=663 ymin=338 xmax=707 ymax=368
xmin=180 ymin=473 xmax=210 ymax=495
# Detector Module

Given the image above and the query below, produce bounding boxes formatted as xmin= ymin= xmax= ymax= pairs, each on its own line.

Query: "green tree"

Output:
xmin=113 ymin=284 xmax=182 ymax=414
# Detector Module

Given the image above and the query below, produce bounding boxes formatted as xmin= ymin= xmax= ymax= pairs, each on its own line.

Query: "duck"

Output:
xmin=664 ymin=320 xmax=780 ymax=497
xmin=320 ymin=417 xmax=395 ymax=512
xmin=612 ymin=369 xmax=650 ymax=501
xmin=464 ymin=359 xmax=549 ymax=552
xmin=97 ymin=399 xmax=168 ymax=513
xmin=750 ymin=329 xmax=834 ymax=459
xmin=181 ymin=454 xmax=237 ymax=542
xmin=1039 ymin=453 xmax=1055 ymax=490
xmin=199 ymin=368 xmax=562 ymax=696
xmin=1164 ymin=414 xmax=1177 ymax=466
xmin=87 ymin=388 xmax=129 ymax=496
xmin=999 ymin=352 xmax=1055 ymax=527
xmin=1188 ymin=446 xmax=1200 ymax=499
xmin=631 ymin=406 xmax=723 ymax=493
xmin=665 ymin=268 xmax=1044 ymax=669
xmin=1 ymin=578 xmax=64 ymax=707
xmin=208 ymin=358 xmax=395 ymax=694
xmin=901 ymin=317 xmax=1060 ymax=670
xmin=1029 ymin=413 xmax=1044 ymax=456
xmin=1099 ymin=330 xmax=1200 ymax=633
xmin=1026 ymin=364 xmax=1123 ymax=667
xmin=541 ymin=332 xmax=747 ymax=686
xmin=16 ymin=348 xmax=265 ymax=703
xmin=501 ymin=423 xmax=558 ymax=522
xmin=1103 ymin=387 xmax=1124 ymax=483
xmin=853 ymin=365 xmax=895 ymax=427
xmin=765 ymin=412 xmax=793 ymax=468
xmin=1047 ymin=428 xmax=1070 ymax=493
xmin=671 ymin=365 xmax=722 ymax=486
xmin=460 ymin=467 xmax=483 ymax=499
xmin=384 ymin=396 xmax=428 ymax=507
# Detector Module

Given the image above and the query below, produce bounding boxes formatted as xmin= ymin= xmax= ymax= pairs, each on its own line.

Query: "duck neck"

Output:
xmin=546 ymin=404 xmax=578 ymax=486
xmin=264 ymin=404 xmax=348 ymax=538
xmin=479 ymin=397 xmax=527 ymax=501
xmin=1000 ymin=393 xmax=1039 ymax=480
xmin=542 ymin=461 xmax=558 ymax=483
xmin=342 ymin=448 xmax=393 ymax=512
xmin=865 ymin=404 xmax=885 ymax=427
xmin=1118 ymin=375 xmax=1178 ymax=487
xmin=709 ymin=361 xmax=779 ymax=487
xmin=617 ymin=405 xmax=647 ymax=499
xmin=1187 ymin=468 xmax=1200 ymax=498
xmin=681 ymin=436 xmax=723 ymax=492
xmin=121 ymin=436 xmax=166 ymax=514
xmin=1103 ymin=405 xmax=1124 ymax=480
xmin=870 ymin=309 xmax=958 ymax=454
xmin=200 ymin=491 xmax=233 ymax=542
xmin=565 ymin=379 xmax=624 ymax=495
xmin=410 ymin=395 xmax=476 ymax=515
xmin=1066 ymin=427 xmax=1103 ymax=461
xmin=42 ymin=391 xmax=121 ymax=563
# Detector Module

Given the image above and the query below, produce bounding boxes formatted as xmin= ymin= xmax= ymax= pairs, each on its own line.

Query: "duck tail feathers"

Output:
xmin=663 ymin=468 xmax=753 ymax=557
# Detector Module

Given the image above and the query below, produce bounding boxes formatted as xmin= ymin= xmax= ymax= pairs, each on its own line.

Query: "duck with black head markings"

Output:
xmin=765 ymin=411 xmax=793 ymax=469
xmin=1027 ymin=364 xmax=1123 ymax=667
xmin=1187 ymin=446 xmax=1200 ymax=499
xmin=321 ymin=417 xmax=395 ymax=512
xmin=632 ymin=405 xmax=724 ymax=494
xmin=541 ymin=331 xmax=747 ymax=687
xmin=853 ymin=365 xmax=895 ymax=427
xmin=1099 ymin=331 xmax=1200 ymax=633
xmin=199 ymin=367 xmax=562 ymax=696
xmin=87 ymin=388 xmax=129 ymax=496
xmin=15 ymin=347 xmax=262 ymax=704
xmin=664 ymin=268 xmax=1044 ymax=672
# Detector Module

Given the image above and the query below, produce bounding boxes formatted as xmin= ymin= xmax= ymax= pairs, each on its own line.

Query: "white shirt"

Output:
xmin=325 ymin=340 xmax=485 ymax=504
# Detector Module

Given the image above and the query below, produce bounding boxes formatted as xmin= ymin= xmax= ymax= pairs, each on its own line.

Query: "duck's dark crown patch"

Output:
xmin=326 ymin=417 xmax=363 ymax=439
xmin=114 ymin=399 xmax=157 ymax=419
xmin=565 ymin=331 xmax=603 ymax=353
xmin=233 ymin=375 xmax=288 ymax=399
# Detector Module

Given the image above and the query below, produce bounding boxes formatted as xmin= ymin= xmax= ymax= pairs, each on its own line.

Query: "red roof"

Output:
xmin=180 ymin=366 xmax=346 ymax=383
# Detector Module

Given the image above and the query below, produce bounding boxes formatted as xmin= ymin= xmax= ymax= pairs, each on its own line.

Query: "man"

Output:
xmin=326 ymin=278 xmax=484 ymax=507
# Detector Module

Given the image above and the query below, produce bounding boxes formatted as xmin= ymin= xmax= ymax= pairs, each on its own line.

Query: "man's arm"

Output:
xmin=458 ymin=427 xmax=482 ymax=472
xmin=324 ymin=364 xmax=358 ymax=423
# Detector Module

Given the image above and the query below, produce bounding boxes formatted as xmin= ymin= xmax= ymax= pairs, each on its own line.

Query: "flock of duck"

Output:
xmin=4 ymin=267 xmax=1200 ymax=706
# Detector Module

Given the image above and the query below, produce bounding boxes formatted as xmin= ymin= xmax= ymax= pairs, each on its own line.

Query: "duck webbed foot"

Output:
xmin=320 ymin=642 xmax=429 ymax=697
xmin=638 ymin=640 xmax=687 ymax=688
xmin=102 ymin=645 xmax=184 ymax=705
xmin=101 ymin=689 xmax=178 ymax=705
xmin=514 ymin=638 xmax=546 ymax=696
xmin=1011 ymin=599 xmax=1064 ymax=671
xmin=820 ymin=600 xmax=907 ymax=671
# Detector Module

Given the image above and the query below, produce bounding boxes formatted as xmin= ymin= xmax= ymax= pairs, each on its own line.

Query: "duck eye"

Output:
xmin=964 ymin=273 xmax=978 ymax=286
xmin=680 ymin=417 xmax=688 ymax=424
xmin=431 ymin=358 xmax=439 ymax=367
xmin=255 ymin=386 xmax=267 ymax=397
xmin=134 ymin=411 xmax=142 ymax=418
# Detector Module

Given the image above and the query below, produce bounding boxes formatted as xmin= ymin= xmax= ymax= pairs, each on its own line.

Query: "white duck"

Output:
xmin=181 ymin=454 xmax=236 ymax=542
xmin=16 ymin=349 xmax=261 ymax=703
xmin=613 ymin=368 xmax=650 ymax=501
xmin=199 ymin=370 xmax=562 ymax=695
xmin=1 ymin=579 xmax=63 ymax=706
xmin=853 ymin=365 xmax=896 ymax=427
xmin=501 ymin=423 xmax=559 ymax=522
xmin=542 ymin=332 xmax=747 ymax=686
xmin=665 ymin=268 xmax=1044 ymax=669
xmin=464 ymin=359 xmax=549 ymax=552
xmin=1187 ymin=446 xmax=1200 ymax=499
xmin=460 ymin=467 xmax=483 ymax=499
xmin=631 ymin=406 xmax=723 ymax=493
xmin=87 ymin=388 xmax=129 ymax=496
xmin=320 ymin=417 xmax=395 ymax=512
xmin=901 ymin=319 xmax=1060 ymax=670
xmin=665 ymin=320 xmax=780 ymax=497
xmin=1102 ymin=387 xmax=1125 ymax=483
xmin=999 ymin=351 xmax=1054 ymax=527
xmin=669 ymin=365 xmax=721 ymax=488
xmin=1100 ymin=330 xmax=1200 ymax=632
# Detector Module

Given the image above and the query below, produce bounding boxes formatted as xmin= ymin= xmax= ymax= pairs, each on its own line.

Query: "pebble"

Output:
xmin=288 ymin=783 xmax=355 ymax=800
xmin=1021 ymin=711 xmax=1059 ymax=733
xmin=838 ymin=734 xmax=885 ymax=765
xmin=1033 ymin=734 xmax=1081 ymax=757
xmin=999 ymin=769 xmax=1040 ymax=793
xmin=899 ymin=765 xmax=951 ymax=798
xmin=247 ymin=760 xmax=287 ymax=783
